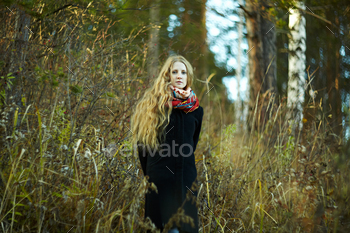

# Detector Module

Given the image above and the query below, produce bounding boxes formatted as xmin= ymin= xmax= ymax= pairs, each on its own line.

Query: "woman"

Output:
xmin=130 ymin=55 xmax=204 ymax=233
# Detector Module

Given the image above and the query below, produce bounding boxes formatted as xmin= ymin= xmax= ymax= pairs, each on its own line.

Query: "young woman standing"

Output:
xmin=131 ymin=55 xmax=203 ymax=233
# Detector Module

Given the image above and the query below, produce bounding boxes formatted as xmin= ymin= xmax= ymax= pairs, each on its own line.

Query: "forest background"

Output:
xmin=0 ymin=0 xmax=350 ymax=232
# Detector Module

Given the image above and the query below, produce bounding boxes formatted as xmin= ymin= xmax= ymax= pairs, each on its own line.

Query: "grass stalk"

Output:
xmin=259 ymin=179 xmax=264 ymax=233
xmin=35 ymin=105 xmax=44 ymax=233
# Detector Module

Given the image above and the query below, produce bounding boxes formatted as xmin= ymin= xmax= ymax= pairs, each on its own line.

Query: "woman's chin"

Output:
xmin=174 ymin=85 xmax=184 ymax=89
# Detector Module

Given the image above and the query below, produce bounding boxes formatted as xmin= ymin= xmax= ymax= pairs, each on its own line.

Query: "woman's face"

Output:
xmin=170 ymin=61 xmax=188 ymax=89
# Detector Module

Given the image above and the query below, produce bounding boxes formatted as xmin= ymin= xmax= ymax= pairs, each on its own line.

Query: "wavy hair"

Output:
xmin=130 ymin=55 xmax=194 ymax=151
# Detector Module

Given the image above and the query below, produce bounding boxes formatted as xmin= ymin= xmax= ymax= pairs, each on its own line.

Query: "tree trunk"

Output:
xmin=325 ymin=10 xmax=342 ymax=148
xmin=245 ymin=0 xmax=276 ymax=132
xmin=287 ymin=1 xmax=306 ymax=130
xmin=333 ymin=13 xmax=342 ymax=139
xmin=245 ymin=0 xmax=263 ymax=132
xmin=147 ymin=0 xmax=160 ymax=79
xmin=200 ymin=0 xmax=208 ymax=82
xmin=236 ymin=0 xmax=244 ymax=132
xmin=8 ymin=5 xmax=31 ymax=126
xmin=261 ymin=11 xmax=276 ymax=93
xmin=9 ymin=6 xmax=31 ymax=78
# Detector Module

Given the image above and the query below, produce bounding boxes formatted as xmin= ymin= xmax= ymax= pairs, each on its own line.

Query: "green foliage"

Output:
xmin=34 ymin=65 xmax=40 ymax=72
xmin=49 ymin=105 xmax=72 ymax=145
xmin=1 ymin=72 xmax=16 ymax=89
xmin=0 ymin=89 xmax=5 ymax=105
xmin=51 ymin=75 xmax=59 ymax=87
xmin=276 ymin=18 xmax=286 ymax=28
xmin=69 ymin=84 xmax=83 ymax=94
xmin=57 ymin=67 xmax=65 ymax=78
xmin=58 ymin=125 xmax=71 ymax=145
xmin=104 ymin=92 xmax=115 ymax=98
xmin=0 ymin=60 xmax=4 ymax=70
xmin=275 ymin=135 xmax=295 ymax=165
xmin=224 ymin=124 xmax=236 ymax=136
xmin=267 ymin=7 xmax=277 ymax=18
xmin=0 ymin=71 xmax=17 ymax=105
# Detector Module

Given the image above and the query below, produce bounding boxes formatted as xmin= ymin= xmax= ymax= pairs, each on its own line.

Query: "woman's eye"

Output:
xmin=172 ymin=71 xmax=177 ymax=74
xmin=182 ymin=72 xmax=186 ymax=74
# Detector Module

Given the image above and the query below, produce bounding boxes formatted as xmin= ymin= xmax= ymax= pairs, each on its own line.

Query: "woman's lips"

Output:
xmin=176 ymin=81 xmax=182 ymax=84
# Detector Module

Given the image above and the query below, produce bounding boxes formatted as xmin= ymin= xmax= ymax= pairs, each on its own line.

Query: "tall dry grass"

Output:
xmin=194 ymin=94 xmax=350 ymax=233
xmin=1 ymin=86 xmax=349 ymax=232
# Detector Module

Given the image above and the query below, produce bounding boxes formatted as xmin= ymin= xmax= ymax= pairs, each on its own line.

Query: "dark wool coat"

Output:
xmin=138 ymin=106 xmax=204 ymax=233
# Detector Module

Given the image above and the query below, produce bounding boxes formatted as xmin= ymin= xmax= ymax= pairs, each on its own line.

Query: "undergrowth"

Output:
xmin=1 ymin=92 xmax=349 ymax=232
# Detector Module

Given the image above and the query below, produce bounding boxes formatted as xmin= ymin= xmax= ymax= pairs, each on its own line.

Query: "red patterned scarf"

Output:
xmin=166 ymin=85 xmax=199 ymax=113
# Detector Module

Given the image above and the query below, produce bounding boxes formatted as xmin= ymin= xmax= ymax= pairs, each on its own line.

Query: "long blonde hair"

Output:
xmin=130 ymin=55 xmax=194 ymax=151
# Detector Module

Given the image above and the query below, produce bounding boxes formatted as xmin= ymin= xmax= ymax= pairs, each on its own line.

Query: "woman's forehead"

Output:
xmin=171 ymin=61 xmax=187 ymax=70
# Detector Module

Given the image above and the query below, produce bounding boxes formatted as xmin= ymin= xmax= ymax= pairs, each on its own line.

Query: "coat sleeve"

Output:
xmin=137 ymin=143 xmax=148 ymax=175
xmin=193 ymin=106 xmax=204 ymax=152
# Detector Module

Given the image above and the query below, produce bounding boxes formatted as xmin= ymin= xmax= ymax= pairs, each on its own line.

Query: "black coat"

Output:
xmin=138 ymin=106 xmax=204 ymax=233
